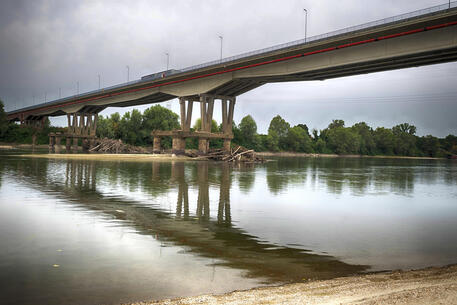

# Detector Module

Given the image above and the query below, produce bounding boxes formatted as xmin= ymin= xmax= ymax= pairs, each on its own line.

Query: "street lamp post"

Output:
xmin=98 ymin=74 xmax=101 ymax=89
xmin=218 ymin=35 xmax=223 ymax=62
xmin=59 ymin=87 xmax=61 ymax=99
xmin=166 ymin=53 xmax=169 ymax=71
xmin=304 ymin=8 xmax=308 ymax=43
xmin=126 ymin=65 xmax=130 ymax=82
xmin=77 ymin=81 xmax=79 ymax=96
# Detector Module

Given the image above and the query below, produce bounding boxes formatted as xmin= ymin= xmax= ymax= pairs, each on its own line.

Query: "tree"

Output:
xmin=419 ymin=135 xmax=440 ymax=157
xmin=328 ymin=119 xmax=345 ymax=130
xmin=0 ymin=100 xmax=8 ymax=138
xmin=296 ymin=124 xmax=310 ymax=137
xmin=442 ymin=135 xmax=457 ymax=154
xmin=238 ymin=115 xmax=257 ymax=148
xmin=373 ymin=127 xmax=394 ymax=155
xmin=311 ymin=128 xmax=319 ymax=142
xmin=119 ymin=109 xmax=143 ymax=145
xmin=393 ymin=123 xmax=416 ymax=135
xmin=142 ymin=105 xmax=180 ymax=132
xmin=351 ymin=122 xmax=375 ymax=155
xmin=326 ymin=127 xmax=360 ymax=154
xmin=392 ymin=123 xmax=417 ymax=156
xmin=193 ymin=118 xmax=219 ymax=132
xmin=286 ymin=126 xmax=313 ymax=152
xmin=267 ymin=115 xmax=290 ymax=151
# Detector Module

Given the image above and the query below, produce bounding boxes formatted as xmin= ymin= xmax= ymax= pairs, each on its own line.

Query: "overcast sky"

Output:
xmin=1 ymin=0 xmax=456 ymax=136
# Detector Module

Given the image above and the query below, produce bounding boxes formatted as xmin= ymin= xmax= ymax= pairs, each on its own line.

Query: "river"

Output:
xmin=0 ymin=152 xmax=456 ymax=305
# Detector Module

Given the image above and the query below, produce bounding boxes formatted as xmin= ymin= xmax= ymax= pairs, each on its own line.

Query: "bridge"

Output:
xmin=6 ymin=2 xmax=457 ymax=154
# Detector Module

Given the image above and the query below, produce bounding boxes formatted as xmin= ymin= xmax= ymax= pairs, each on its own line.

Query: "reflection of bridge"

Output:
xmin=6 ymin=3 xmax=457 ymax=153
xmin=8 ymin=158 xmax=367 ymax=283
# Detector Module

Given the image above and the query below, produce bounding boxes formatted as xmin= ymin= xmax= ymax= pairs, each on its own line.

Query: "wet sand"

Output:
xmin=126 ymin=264 xmax=457 ymax=305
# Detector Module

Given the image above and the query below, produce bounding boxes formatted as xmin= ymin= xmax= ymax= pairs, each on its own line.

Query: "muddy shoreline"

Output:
xmin=125 ymin=264 xmax=457 ymax=305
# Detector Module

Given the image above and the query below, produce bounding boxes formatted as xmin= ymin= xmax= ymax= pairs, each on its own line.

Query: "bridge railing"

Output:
xmin=7 ymin=1 xmax=457 ymax=114
xmin=178 ymin=1 xmax=457 ymax=73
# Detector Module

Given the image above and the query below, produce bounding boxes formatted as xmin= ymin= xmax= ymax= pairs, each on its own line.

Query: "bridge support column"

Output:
xmin=64 ymin=112 xmax=99 ymax=154
xmin=198 ymin=95 xmax=215 ymax=155
xmin=153 ymin=137 xmax=161 ymax=154
xmin=66 ymin=137 xmax=71 ymax=153
xmin=72 ymin=138 xmax=79 ymax=153
xmin=170 ymin=97 xmax=194 ymax=155
xmin=221 ymin=97 xmax=236 ymax=152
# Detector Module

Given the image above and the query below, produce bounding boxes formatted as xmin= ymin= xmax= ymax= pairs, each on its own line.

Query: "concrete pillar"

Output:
xmin=223 ymin=139 xmax=231 ymax=152
xmin=82 ymin=138 xmax=89 ymax=152
xmin=89 ymin=138 xmax=96 ymax=151
xmin=153 ymin=137 xmax=161 ymax=154
xmin=198 ymin=138 xmax=208 ymax=154
xmin=172 ymin=137 xmax=185 ymax=155
xmin=66 ymin=137 xmax=71 ymax=153
xmin=72 ymin=137 xmax=79 ymax=153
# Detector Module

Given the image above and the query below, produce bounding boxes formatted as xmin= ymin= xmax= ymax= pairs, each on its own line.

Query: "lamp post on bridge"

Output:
xmin=126 ymin=65 xmax=130 ymax=82
xmin=166 ymin=52 xmax=169 ymax=71
xmin=218 ymin=35 xmax=223 ymax=63
xmin=77 ymin=81 xmax=79 ymax=96
xmin=98 ymin=74 xmax=101 ymax=90
xmin=59 ymin=87 xmax=61 ymax=99
xmin=303 ymin=8 xmax=308 ymax=43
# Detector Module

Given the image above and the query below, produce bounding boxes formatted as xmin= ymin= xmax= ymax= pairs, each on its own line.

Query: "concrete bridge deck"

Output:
xmin=7 ymin=2 xmax=457 ymax=120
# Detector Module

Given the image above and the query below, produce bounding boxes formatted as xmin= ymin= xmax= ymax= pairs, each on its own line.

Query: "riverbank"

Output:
xmin=126 ymin=264 xmax=457 ymax=305
xmin=257 ymin=151 xmax=445 ymax=160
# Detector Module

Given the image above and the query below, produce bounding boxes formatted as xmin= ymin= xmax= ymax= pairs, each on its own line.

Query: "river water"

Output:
xmin=0 ymin=153 xmax=456 ymax=305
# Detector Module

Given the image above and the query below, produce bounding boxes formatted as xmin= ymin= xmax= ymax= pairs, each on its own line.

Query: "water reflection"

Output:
xmin=3 ymin=158 xmax=368 ymax=284
xmin=263 ymin=157 xmax=456 ymax=195
xmin=1 ymin=155 xmax=456 ymax=305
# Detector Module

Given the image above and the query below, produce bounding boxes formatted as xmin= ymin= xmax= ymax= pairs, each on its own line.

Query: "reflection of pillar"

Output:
xmin=55 ymin=133 xmax=62 ymax=153
xmin=172 ymin=162 xmax=189 ymax=218
xmin=32 ymin=134 xmax=37 ymax=149
xmin=196 ymin=162 xmax=209 ymax=221
xmin=218 ymin=163 xmax=231 ymax=225
xmin=151 ymin=162 xmax=161 ymax=181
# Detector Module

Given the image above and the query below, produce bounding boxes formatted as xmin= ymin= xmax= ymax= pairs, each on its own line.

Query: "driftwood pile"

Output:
xmin=205 ymin=146 xmax=264 ymax=163
xmin=89 ymin=138 xmax=148 ymax=154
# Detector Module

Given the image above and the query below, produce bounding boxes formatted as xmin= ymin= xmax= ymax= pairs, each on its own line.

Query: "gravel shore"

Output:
xmin=125 ymin=264 xmax=457 ymax=305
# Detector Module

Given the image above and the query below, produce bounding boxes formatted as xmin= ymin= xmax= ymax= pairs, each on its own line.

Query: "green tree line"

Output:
xmin=1 ymin=99 xmax=456 ymax=157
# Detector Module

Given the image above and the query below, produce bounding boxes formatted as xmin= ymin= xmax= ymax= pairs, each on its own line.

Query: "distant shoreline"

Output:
xmin=0 ymin=142 xmax=448 ymax=161
xmin=257 ymin=151 xmax=445 ymax=160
